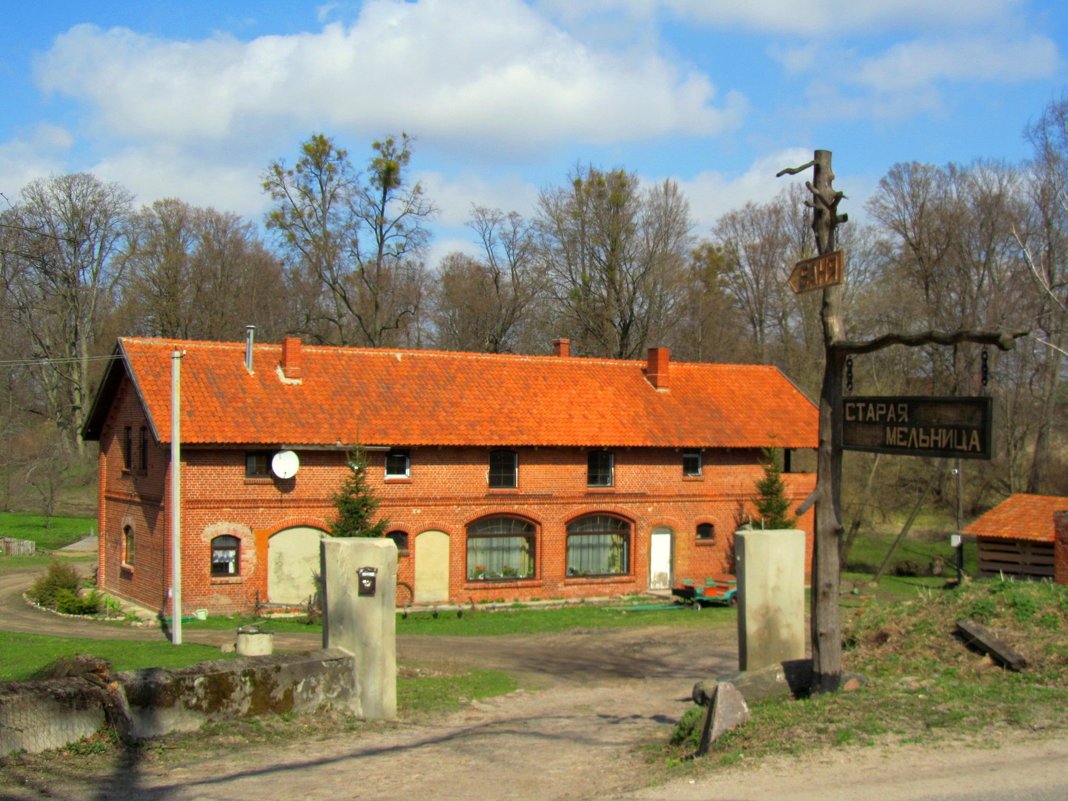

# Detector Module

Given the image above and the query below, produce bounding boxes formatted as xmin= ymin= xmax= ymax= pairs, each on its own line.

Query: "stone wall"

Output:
xmin=0 ymin=649 xmax=356 ymax=756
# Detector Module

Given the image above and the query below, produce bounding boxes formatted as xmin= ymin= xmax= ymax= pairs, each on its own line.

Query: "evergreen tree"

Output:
xmin=330 ymin=448 xmax=388 ymax=537
xmin=753 ymin=447 xmax=796 ymax=529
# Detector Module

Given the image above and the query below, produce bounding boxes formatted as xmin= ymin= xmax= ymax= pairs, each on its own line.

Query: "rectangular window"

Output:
xmin=245 ymin=451 xmax=271 ymax=478
xmin=122 ymin=427 xmax=132 ymax=471
xmin=683 ymin=450 xmax=702 ymax=477
xmin=385 ymin=449 xmax=410 ymax=478
xmin=587 ymin=450 xmax=614 ymax=487
xmin=489 ymin=449 xmax=518 ymax=489
xmin=138 ymin=427 xmax=149 ymax=473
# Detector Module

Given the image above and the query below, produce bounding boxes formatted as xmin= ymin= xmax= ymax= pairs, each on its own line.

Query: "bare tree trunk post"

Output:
xmin=779 ymin=150 xmax=848 ymax=692
xmin=811 ymin=151 xmax=847 ymax=692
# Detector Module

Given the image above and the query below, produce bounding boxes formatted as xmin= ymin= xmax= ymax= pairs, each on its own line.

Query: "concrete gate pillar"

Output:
xmin=735 ymin=529 xmax=806 ymax=672
xmin=321 ymin=538 xmax=397 ymax=719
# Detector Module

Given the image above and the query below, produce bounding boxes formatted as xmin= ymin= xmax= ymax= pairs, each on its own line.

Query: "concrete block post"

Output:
xmin=321 ymin=538 xmax=398 ymax=719
xmin=735 ymin=529 xmax=806 ymax=672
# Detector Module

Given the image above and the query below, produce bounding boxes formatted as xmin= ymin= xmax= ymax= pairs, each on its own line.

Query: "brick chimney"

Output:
xmin=646 ymin=347 xmax=670 ymax=390
xmin=282 ymin=336 xmax=303 ymax=381
xmin=553 ymin=338 xmax=571 ymax=357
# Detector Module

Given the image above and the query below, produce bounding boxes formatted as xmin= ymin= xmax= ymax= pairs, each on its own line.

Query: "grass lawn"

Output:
xmin=668 ymin=576 xmax=1068 ymax=772
xmin=0 ymin=511 xmax=96 ymax=552
xmin=178 ymin=598 xmax=735 ymax=637
xmin=0 ymin=631 xmax=234 ymax=682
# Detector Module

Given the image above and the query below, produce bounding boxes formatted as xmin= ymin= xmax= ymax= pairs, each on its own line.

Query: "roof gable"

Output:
xmin=963 ymin=494 xmax=1068 ymax=542
xmin=85 ymin=337 xmax=819 ymax=449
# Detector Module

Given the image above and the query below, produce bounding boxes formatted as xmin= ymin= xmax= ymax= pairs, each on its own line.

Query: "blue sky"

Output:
xmin=2 ymin=0 xmax=1065 ymax=263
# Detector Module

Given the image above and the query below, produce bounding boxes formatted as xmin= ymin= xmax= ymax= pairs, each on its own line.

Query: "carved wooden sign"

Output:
xmin=841 ymin=396 xmax=993 ymax=459
xmin=789 ymin=250 xmax=844 ymax=294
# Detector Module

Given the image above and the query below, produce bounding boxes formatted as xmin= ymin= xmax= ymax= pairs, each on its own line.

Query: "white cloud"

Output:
xmin=676 ymin=147 xmax=815 ymax=231
xmin=33 ymin=0 xmax=744 ymax=158
xmin=593 ymin=0 xmax=1025 ymax=36
xmin=0 ymin=124 xmax=73 ymax=197
xmin=418 ymin=170 xmax=541 ymax=228
xmin=853 ymin=35 xmax=1059 ymax=92
xmin=91 ymin=146 xmax=270 ymax=219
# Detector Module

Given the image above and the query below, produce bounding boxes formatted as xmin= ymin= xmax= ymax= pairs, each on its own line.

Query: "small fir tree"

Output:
xmin=753 ymin=447 xmax=796 ymax=529
xmin=330 ymin=448 xmax=388 ymax=538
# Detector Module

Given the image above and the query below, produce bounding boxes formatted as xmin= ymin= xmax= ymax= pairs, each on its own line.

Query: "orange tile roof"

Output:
xmin=89 ymin=337 xmax=819 ymax=449
xmin=963 ymin=494 xmax=1068 ymax=542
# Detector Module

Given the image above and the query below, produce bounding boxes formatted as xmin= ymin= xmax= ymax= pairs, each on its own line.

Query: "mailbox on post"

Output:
xmin=357 ymin=566 xmax=378 ymax=597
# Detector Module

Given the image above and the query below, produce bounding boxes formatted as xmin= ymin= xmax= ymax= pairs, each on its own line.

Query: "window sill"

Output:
xmin=682 ymin=475 xmax=704 ymax=482
xmin=487 ymin=487 xmax=519 ymax=493
xmin=464 ymin=578 xmax=538 ymax=589
xmin=120 ymin=565 xmax=134 ymax=577
xmin=244 ymin=477 xmax=273 ymax=485
xmin=564 ymin=575 xmax=631 ymax=585
xmin=695 ymin=539 xmax=717 ymax=547
xmin=585 ymin=486 xmax=615 ymax=493
xmin=211 ymin=576 xmax=243 ymax=585
xmin=384 ymin=477 xmax=412 ymax=484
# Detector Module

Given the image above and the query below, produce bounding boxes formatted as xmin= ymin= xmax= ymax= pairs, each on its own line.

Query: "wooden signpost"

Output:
xmin=776 ymin=149 xmax=1028 ymax=694
xmin=789 ymin=250 xmax=844 ymax=294
xmin=842 ymin=396 xmax=993 ymax=459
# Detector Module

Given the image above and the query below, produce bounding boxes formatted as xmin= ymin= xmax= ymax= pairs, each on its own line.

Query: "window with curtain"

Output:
xmin=466 ymin=516 xmax=535 ymax=581
xmin=211 ymin=535 xmax=240 ymax=576
xmin=566 ymin=515 xmax=630 ymax=576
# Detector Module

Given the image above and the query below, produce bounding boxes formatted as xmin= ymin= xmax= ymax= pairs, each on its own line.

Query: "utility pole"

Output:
xmin=171 ymin=350 xmax=183 ymax=645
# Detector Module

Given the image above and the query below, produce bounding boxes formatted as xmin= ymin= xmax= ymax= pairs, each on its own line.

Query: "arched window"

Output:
xmin=466 ymin=516 xmax=536 ymax=581
xmin=121 ymin=525 xmax=135 ymax=567
xmin=696 ymin=522 xmax=715 ymax=542
xmin=386 ymin=530 xmax=409 ymax=555
xmin=566 ymin=515 xmax=630 ymax=577
xmin=211 ymin=535 xmax=240 ymax=577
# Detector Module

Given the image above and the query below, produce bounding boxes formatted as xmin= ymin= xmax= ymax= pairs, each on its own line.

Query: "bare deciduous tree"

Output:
xmin=536 ymin=167 xmax=691 ymax=358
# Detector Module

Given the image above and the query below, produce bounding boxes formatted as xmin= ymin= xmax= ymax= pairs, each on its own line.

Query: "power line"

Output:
xmin=0 ymin=353 xmax=122 ymax=369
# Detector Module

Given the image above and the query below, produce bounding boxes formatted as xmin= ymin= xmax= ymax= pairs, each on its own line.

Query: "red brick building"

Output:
xmin=83 ymin=335 xmax=818 ymax=615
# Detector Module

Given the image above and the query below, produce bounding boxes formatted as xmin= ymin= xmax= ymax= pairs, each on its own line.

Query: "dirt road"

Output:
xmin=1 ymin=564 xmax=735 ymax=801
xmin=3 ymin=565 xmax=1065 ymax=801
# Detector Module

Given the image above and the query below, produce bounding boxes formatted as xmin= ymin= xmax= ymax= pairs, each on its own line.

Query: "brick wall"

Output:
xmin=97 ymin=376 xmax=816 ymax=614
xmin=96 ymin=378 xmax=170 ymax=611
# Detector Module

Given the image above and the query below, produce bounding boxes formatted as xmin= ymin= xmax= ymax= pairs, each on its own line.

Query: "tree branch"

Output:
xmin=834 ymin=327 xmax=1029 ymax=356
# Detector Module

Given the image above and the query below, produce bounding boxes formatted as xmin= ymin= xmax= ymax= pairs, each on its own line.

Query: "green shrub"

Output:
xmin=670 ymin=705 xmax=705 ymax=749
xmin=27 ymin=561 xmax=82 ymax=608
xmin=54 ymin=588 xmax=103 ymax=615
xmin=27 ymin=561 xmax=100 ymax=615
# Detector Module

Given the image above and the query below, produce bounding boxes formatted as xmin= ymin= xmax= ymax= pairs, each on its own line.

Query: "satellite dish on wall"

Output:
xmin=271 ymin=450 xmax=300 ymax=479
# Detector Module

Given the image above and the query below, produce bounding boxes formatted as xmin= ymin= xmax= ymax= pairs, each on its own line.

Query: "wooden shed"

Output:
xmin=964 ymin=494 xmax=1068 ymax=580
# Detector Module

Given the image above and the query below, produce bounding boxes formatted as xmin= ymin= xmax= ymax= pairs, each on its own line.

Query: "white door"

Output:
xmin=414 ymin=530 xmax=450 ymax=603
xmin=649 ymin=527 xmax=673 ymax=590
xmin=268 ymin=526 xmax=326 ymax=605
